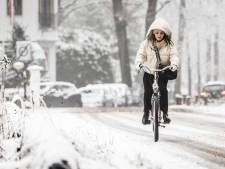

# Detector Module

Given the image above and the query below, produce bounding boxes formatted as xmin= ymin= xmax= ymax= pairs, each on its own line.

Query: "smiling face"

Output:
xmin=153 ymin=29 xmax=165 ymax=42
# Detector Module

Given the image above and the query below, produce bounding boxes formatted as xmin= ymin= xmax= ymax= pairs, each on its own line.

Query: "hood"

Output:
xmin=146 ymin=18 xmax=172 ymax=39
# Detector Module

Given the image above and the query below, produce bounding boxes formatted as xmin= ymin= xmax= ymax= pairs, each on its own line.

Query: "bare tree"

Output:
xmin=145 ymin=0 xmax=171 ymax=34
xmin=58 ymin=0 xmax=108 ymax=25
xmin=206 ymin=38 xmax=212 ymax=82
xmin=213 ymin=30 xmax=219 ymax=81
xmin=196 ymin=35 xmax=201 ymax=96
xmin=175 ymin=0 xmax=186 ymax=94
xmin=145 ymin=0 xmax=157 ymax=34
xmin=112 ymin=0 xmax=132 ymax=87
xmin=58 ymin=0 xmax=79 ymax=25
xmin=186 ymin=41 xmax=192 ymax=96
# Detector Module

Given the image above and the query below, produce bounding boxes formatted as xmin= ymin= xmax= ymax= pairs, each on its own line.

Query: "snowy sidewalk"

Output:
xmin=0 ymin=108 xmax=79 ymax=169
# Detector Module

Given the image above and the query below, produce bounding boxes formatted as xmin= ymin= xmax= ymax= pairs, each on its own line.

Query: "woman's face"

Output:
xmin=153 ymin=29 xmax=165 ymax=42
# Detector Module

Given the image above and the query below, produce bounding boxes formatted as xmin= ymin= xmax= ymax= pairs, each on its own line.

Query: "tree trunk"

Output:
xmin=214 ymin=31 xmax=219 ymax=81
xmin=187 ymin=42 xmax=192 ymax=96
xmin=175 ymin=0 xmax=186 ymax=94
xmin=197 ymin=36 xmax=201 ymax=96
xmin=58 ymin=0 xmax=63 ymax=25
xmin=206 ymin=38 xmax=211 ymax=82
xmin=145 ymin=0 xmax=157 ymax=35
xmin=112 ymin=0 xmax=132 ymax=87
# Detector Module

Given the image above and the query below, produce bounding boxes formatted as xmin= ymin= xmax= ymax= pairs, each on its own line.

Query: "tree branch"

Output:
xmin=59 ymin=1 xmax=109 ymax=25
xmin=156 ymin=0 xmax=171 ymax=13
xmin=61 ymin=0 xmax=79 ymax=10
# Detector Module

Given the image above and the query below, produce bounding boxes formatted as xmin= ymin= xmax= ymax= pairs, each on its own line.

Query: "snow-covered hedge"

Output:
xmin=56 ymin=29 xmax=114 ymax=87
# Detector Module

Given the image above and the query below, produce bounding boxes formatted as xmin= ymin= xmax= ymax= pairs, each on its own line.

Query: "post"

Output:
xmin=175 ymin=93 xmax=183 ymax=105
xmin=28 ymin=65 xmax=43 ymax=110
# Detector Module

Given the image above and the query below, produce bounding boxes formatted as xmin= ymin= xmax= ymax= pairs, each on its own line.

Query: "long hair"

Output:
xmin=146 ymin=30 xmax=173 ymax=46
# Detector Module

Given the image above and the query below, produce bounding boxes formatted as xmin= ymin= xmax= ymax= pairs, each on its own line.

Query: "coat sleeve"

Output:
xmin=135 ymin=41 xmax=147 ymax=67
xmin=169 ymin=46 xmax=179 ymax=67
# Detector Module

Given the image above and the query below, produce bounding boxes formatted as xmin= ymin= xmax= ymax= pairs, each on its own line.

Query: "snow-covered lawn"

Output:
xmin=0 ymin=104 xmax=225 ymax=169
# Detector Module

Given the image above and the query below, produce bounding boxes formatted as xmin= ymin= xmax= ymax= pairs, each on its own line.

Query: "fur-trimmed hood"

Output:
xmin=146 ymin=18 xmax=172 ymax=39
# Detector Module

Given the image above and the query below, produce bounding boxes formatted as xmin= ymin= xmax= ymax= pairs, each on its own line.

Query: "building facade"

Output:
xmin=0 ymin=0 xmax=59 ymax=81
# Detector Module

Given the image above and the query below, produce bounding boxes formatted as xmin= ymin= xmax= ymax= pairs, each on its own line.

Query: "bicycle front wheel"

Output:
xmin=152 ymin=100 xmax=159 ymax=142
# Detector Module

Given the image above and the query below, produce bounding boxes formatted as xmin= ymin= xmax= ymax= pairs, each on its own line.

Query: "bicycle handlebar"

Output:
xmin=140 ymin=64 xmax=171 ymax=74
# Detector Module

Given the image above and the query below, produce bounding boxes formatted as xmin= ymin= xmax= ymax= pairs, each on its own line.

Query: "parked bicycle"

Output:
xmin=139 ymin=64 xmax=171 ymax=142
xmin=0 ymin=55 xmax=13 ymax=140
xmin=0 ymin=55 xmax=25 ymax=160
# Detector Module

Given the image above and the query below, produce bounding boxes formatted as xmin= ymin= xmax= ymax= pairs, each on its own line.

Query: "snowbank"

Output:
xmin=0 ymin=108 xmax=79 ymax=169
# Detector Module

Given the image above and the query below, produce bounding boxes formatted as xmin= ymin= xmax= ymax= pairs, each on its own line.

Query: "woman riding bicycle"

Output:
xmin=135 ymin=18 xmax=179 ymax=125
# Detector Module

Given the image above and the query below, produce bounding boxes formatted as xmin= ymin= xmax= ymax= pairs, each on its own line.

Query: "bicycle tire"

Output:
xmin=152 ymin=100 xmax=159 ymax=142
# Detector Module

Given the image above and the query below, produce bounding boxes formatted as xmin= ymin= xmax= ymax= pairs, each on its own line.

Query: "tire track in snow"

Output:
xmin=85 ymin=111 xmax=225 ymax=169
xmin=86 ymin=112 xmax=151 ymax=138
xmin=162 ymin=136 xmax=225 ymax=169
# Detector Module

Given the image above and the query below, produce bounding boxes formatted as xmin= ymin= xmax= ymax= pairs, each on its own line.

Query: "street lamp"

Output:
xmin=14 ymin=41 xmax=46 ymax=100
xmin=13 ymin=61 xmax=25 ymax=71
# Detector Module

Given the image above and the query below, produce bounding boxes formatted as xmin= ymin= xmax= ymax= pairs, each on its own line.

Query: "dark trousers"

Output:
xmin=143 ymin=72 xmax=168 ymax=115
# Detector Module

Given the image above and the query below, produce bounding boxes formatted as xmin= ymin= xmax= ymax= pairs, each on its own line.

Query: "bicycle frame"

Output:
xmin=140 ymin=64 xmax=171 ymax=142
xmin=151 ymin=71 xmax=162 ymax=142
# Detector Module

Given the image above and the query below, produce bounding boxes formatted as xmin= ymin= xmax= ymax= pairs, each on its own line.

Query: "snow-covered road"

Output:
xmin=1 ymin=105 xmax=225 ymax=169
xmin=50 ymin=105 xmax=225 ymax=169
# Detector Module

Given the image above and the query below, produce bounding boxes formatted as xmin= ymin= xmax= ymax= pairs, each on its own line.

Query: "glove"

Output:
xmin=136 ymin=63 xmax=143 ymax=72
xmin=139 ymin=63 xmax=143 ymax=69
xmin=170 ymin=64 xmax=177 ymax=72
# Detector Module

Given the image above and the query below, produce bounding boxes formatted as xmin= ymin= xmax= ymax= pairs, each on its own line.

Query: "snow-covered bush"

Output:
xmin=56 ymin=29 xmax=114 ymax=87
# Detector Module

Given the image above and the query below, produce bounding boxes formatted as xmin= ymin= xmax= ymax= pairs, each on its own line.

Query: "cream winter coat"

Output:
xmin=135 ymin=18 xmax=179 ymax=74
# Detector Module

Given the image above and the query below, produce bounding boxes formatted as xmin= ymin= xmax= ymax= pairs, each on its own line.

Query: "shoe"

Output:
xmin=163 ymin=114 xmax=171 ymax=124
xmin=142 ymin=112 xmax=150 ymax=125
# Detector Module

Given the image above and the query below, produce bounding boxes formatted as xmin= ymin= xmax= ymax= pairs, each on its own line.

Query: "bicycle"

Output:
xmin=0 ymin=56 xmax=13 ymax=139
xmin=139 ymin=64 xmax=171 ymax=142
xmin=0 ymin=55 xmax=26 ymax=160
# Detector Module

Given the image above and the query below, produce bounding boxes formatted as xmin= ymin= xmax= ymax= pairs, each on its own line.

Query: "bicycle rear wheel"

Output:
xmin=152 ymin=100 xmax=159 ymax=142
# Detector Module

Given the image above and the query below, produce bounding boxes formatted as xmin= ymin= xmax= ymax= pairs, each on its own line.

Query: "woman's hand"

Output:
xmin=136 ymin=63 xmax=143 ymax=73
xmin=170 ymin=64 xmax=177 ymax=72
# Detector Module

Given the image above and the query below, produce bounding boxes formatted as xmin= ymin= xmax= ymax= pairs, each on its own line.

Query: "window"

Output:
xmin=39 ymin=0 xmax=55 ymax=28
xmin=204 ymin=85 xmax=225 ymax=92
xmin=7 ymin=0 xmax=22 ymax=16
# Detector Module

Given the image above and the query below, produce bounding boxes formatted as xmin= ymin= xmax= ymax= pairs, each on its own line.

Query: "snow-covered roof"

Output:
xmin=40 ymin=81 xmax=78 ymax=95
xmin=40 ymin=81 xmax=76 ymax=87
xmin=203 ymin=81 xmax=225 ymax=87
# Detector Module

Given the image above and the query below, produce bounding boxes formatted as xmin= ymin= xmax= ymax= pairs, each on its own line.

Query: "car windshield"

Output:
xmin=204 ymin=85 xmax=225 ymax=92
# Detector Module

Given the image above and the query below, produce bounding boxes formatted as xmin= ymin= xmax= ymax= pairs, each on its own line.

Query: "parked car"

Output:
xmin=78 ymin=84 xmax=115 ymax=107
xmin=199 ymin=81 xmax=225 ymax=104
xmin=78 ymin=83 xmax=131 ymax=107
xmin=40 ymin=81 xmax=82 ymax=107
xmin=102 ymin=83 xmax=132 ymax=106
xmin=78 ymin=86 xmax=105 ymax=107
